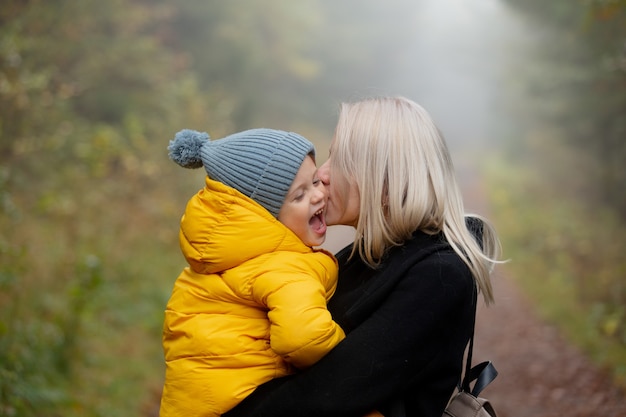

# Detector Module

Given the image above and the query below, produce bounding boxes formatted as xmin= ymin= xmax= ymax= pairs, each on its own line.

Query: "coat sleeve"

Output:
xmin=225 ymin=254 xmax=474 ymax=417
xmin=252 ymin=260 xmax=346 ymax=369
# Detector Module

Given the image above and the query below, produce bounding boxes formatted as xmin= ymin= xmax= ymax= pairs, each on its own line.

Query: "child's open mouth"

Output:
xmin=309 ymin=208 xmax=327 ymax=234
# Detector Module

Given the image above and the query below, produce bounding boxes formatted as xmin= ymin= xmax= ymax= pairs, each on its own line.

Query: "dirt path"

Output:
xmin=473 ymin=272 xmax=626 ymax=417
xmin=458 ymin=165 xmax=626 ymax=417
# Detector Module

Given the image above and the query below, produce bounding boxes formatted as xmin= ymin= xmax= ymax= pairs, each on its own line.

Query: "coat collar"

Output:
xmin=337 ymin=231 xmax=451 ymax=327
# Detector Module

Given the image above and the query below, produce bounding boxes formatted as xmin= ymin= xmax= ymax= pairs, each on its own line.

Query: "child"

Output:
xmin=159 ymin=128 xmax=345 ymax=417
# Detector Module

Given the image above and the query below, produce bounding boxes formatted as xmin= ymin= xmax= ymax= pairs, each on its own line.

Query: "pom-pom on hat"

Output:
xmin=168 ymin=128 xmax=315 ymax=217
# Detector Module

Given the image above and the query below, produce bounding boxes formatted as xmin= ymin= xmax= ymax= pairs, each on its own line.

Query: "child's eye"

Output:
xmin=312 ymin=178 xmax=321 ymax=186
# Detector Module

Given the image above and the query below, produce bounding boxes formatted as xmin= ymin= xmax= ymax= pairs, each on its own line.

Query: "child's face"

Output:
xmin=277 ymin=155 xmax=328 ymax=247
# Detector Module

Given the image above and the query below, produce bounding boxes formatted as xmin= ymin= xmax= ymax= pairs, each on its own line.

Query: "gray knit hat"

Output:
xmin=168 ymin=128 xmax=315 ymax=217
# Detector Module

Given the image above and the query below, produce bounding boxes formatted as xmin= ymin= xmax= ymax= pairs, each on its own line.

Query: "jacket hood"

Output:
xmin=179 ymin=176 xmax=310 ymax=274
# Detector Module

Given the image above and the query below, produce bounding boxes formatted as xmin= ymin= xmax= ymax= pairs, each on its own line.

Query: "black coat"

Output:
xmin=224 ymin=229 xmax=477 ymax=417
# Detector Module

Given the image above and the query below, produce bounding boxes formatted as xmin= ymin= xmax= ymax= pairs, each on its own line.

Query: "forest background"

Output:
xmin=1 ymin=0 xmax=624 ymax=416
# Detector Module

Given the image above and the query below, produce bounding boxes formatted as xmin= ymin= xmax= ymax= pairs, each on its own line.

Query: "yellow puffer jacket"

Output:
xmin=160 ymin=177 xmax=344 ymax=417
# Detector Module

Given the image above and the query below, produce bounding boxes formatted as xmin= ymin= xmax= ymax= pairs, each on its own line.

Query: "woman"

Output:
xmin=223 ymin=96 xmax=502 ymax=417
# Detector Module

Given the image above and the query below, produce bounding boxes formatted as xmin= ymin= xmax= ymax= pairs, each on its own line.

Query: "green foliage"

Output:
xmin=2 ymin=0 xmax=623 ymax=414
xmin=499 ymin=0 xmax=626 ymax=216
xmin=490 ymin=1 xmax=626 ymax=384
xmin=483 ymin=156 xmax=626 ymax=387
xmin=0 ymin=172 xmax=67 ymax=415
xmin=0 ymin=0 xmax=204 ymax=414
xmin=0 ymin=0 xmax=428 ymax=415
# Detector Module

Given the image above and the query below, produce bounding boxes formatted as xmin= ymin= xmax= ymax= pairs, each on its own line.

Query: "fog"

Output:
xmin=383 ymin=0 xmax=525 ymax=149
xmin=325 ymin=0 xmax=526 ymax=251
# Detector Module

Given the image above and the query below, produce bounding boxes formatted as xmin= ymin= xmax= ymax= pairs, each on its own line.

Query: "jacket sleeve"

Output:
xmin=252 ymin=262 xmax=346 ymax=369
xmin=226 ymin=254 xmax=474 ymax=417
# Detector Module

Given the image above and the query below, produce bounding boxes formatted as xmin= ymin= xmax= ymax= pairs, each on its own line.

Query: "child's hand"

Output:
xmin=363 ymin=410 xmax=384 ymax=417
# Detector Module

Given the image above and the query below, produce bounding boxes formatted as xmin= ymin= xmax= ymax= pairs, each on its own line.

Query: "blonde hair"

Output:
xmin=330 ymin=96 xmax=502 ymax=305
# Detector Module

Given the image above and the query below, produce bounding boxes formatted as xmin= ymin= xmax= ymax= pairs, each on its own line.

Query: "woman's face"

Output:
xmin=316 ymin=155 xmax=360 ymax=227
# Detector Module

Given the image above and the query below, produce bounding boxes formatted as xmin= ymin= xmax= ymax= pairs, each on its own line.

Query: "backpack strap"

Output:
xmin=460 ymin=299 xmax=498 ymax=397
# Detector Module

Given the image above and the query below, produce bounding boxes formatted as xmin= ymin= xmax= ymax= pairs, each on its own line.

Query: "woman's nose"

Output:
xmin=312 ymin=182 xmax=327 ymax=204
xmin=317 ymin=159 xmax=330 ymax=186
